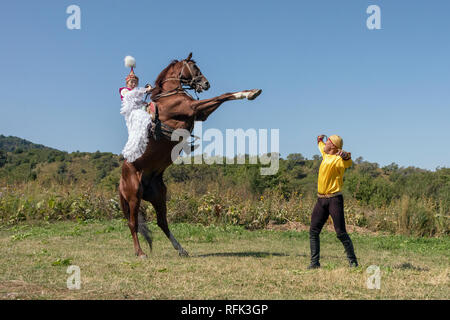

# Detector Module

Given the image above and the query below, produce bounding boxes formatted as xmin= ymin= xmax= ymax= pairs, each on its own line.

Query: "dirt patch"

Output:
xmin=265 ymin=220 xmax=379 ymax=235
xmin=266 ymin=221 xmax=309 ymax=232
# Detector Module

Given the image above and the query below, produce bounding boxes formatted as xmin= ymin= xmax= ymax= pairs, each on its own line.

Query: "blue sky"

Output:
xmin=0 ymin=0 xmax=449 ymax=170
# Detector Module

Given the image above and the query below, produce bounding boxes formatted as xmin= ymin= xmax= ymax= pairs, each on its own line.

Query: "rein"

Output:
xmin=161 ymin=60 xmax=203 ymax=89
xmin=153 ymin=60 xmax=202 ymax=101
xmin=151 ymin=88 xmax=191 ymax=101
xmin=147 ymin=59 xmax=201 ymax=148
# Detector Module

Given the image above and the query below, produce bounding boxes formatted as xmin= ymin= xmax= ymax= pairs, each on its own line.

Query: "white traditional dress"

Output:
xmin=120 ymin=87 xmax=152 ymax=163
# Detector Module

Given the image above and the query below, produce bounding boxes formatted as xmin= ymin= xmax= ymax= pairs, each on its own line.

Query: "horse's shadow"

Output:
xmin=194 ymin=251 xmax=307 ymax=258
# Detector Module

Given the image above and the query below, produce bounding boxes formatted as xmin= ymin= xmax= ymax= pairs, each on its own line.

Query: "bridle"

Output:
xmin=165 ymin=60 xmax=203 ymax=89
xmin=148 ymin=59 xmax=202 ymax=147
xmin=152 ymin=60 xmax=203 ymax=101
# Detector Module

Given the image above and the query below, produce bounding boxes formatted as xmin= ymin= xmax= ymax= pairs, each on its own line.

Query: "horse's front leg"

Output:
xmin=230 ymin=89 xmax=262 ymax=101
xmin=192 ymin=89 xmax=262 ymax=121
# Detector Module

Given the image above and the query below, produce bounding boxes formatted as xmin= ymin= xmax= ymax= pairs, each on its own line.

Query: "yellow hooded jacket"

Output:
xmin=317 ymin=141 xmax=352 ymax=194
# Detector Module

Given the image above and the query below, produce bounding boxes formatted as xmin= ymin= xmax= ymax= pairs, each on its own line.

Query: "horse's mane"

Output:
xmin=151 ymin=58 xmax=196 ymax=100
xmin=150 ymin=60 xmax=179 ymax=99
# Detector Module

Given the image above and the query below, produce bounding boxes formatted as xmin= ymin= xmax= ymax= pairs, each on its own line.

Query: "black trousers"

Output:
xmin=310 ymin=195 xmax=347 ymax=236
xmin=309 ymin=195 xmax=357 ymax=266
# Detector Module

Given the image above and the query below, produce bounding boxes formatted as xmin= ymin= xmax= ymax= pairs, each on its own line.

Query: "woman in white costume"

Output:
xmin=119 ymin=56 xmax=153 ymax=163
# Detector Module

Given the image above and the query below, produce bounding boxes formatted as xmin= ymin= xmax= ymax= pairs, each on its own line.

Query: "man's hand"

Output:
xmin=338 ymin=150 xmax=351 ymax=160
xmin=317 ymin=135 xmax=325 ymax=144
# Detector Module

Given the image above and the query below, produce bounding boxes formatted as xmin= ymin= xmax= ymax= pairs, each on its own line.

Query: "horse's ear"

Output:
xmin=186 ymin=52 xmax=192 ymax=61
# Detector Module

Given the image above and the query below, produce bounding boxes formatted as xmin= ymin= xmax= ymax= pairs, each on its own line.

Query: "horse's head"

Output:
xmin=152 ymin=53 xmax=210 ymax=101
xmin=179 ymin=52 xmax=210 ymax=93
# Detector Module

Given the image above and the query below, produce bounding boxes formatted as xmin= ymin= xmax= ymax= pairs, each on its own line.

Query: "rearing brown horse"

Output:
xmin=119 ymin=53 xmax=262 ymax=258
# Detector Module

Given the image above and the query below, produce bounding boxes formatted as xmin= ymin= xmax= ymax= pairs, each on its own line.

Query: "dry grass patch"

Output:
xmin=0 ymin=220 xmax=448 ymax=299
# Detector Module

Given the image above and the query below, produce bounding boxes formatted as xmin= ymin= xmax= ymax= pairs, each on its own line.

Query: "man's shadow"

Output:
xmin=194 ymin=251 xmax=307 ymax=258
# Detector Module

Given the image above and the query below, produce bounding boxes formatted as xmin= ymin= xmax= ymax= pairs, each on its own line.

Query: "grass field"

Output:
xmin=0 ymin=219 xmax=448 ymax=300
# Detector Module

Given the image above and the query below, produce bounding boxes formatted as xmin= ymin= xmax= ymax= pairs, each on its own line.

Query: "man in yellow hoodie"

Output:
xmin=308 ymin=134 xmax=358 ymax=269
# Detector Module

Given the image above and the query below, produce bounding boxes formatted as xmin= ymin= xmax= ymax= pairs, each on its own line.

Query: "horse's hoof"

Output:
xmin=248 ymin=89 xmax=262 ymax=100
xmin=179 ymin=250 xmax=189 ymax=257
xmin=136 ymin=253 xmax=147 ymax=259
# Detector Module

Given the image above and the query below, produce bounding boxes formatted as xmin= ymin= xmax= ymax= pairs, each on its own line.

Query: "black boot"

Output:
xmin=308 ymin=230 xmax=321 ymax=269
xmin=337 ymin=233 xmax=358 ymax=267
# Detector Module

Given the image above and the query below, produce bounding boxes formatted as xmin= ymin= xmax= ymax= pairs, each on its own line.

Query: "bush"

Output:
xmin=0 ymin=148 xmax=448 ymax=237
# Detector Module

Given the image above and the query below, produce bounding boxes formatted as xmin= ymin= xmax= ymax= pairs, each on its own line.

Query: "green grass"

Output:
xmin=0 ymin=220 xmax=448 ymax=299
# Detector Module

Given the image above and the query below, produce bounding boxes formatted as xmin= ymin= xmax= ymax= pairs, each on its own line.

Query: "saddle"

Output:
xmin=147 ymin=101 xmax=170 ymax=141
xmin=146 ymin=101 xmax=198 ymax=152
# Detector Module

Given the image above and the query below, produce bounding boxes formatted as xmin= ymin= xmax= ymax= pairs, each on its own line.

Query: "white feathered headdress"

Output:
xmin=124 ymin=55 xmax=136 ymax=68
xmin=124 ymin=55 xmax=138 ymax=82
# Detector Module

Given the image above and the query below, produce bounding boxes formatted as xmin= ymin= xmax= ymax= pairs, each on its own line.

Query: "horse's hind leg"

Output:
xmin=119 ymin=167 xmax=147 ymax=258
xmin=119 ymin=191 xmax=130 ymax=221
xmin=147 ymin=174 xmax=188 ymax=257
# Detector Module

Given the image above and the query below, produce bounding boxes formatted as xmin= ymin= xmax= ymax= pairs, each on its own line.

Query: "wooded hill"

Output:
xmin=0 ymin=134 xmax=448 ymax=236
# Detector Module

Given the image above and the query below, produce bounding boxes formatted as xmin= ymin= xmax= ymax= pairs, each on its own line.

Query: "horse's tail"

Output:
xmin=138 ymin=210 xmax=153 ymax=251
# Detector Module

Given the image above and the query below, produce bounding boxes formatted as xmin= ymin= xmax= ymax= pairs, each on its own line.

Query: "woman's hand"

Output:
xmin=145 ymin=84 xmax=153 ymax=93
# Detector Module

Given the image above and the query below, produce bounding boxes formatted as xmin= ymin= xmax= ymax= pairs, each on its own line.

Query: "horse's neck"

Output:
xmin=157 ymin=95 xmax=194 ymax=131
xmin=155 ymin=69 xmax=195 ymax=130
xmin=162 ymin=67 xmax=182 ymax=91
xmin=161 ymin=80 xmax=180 ymax=92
